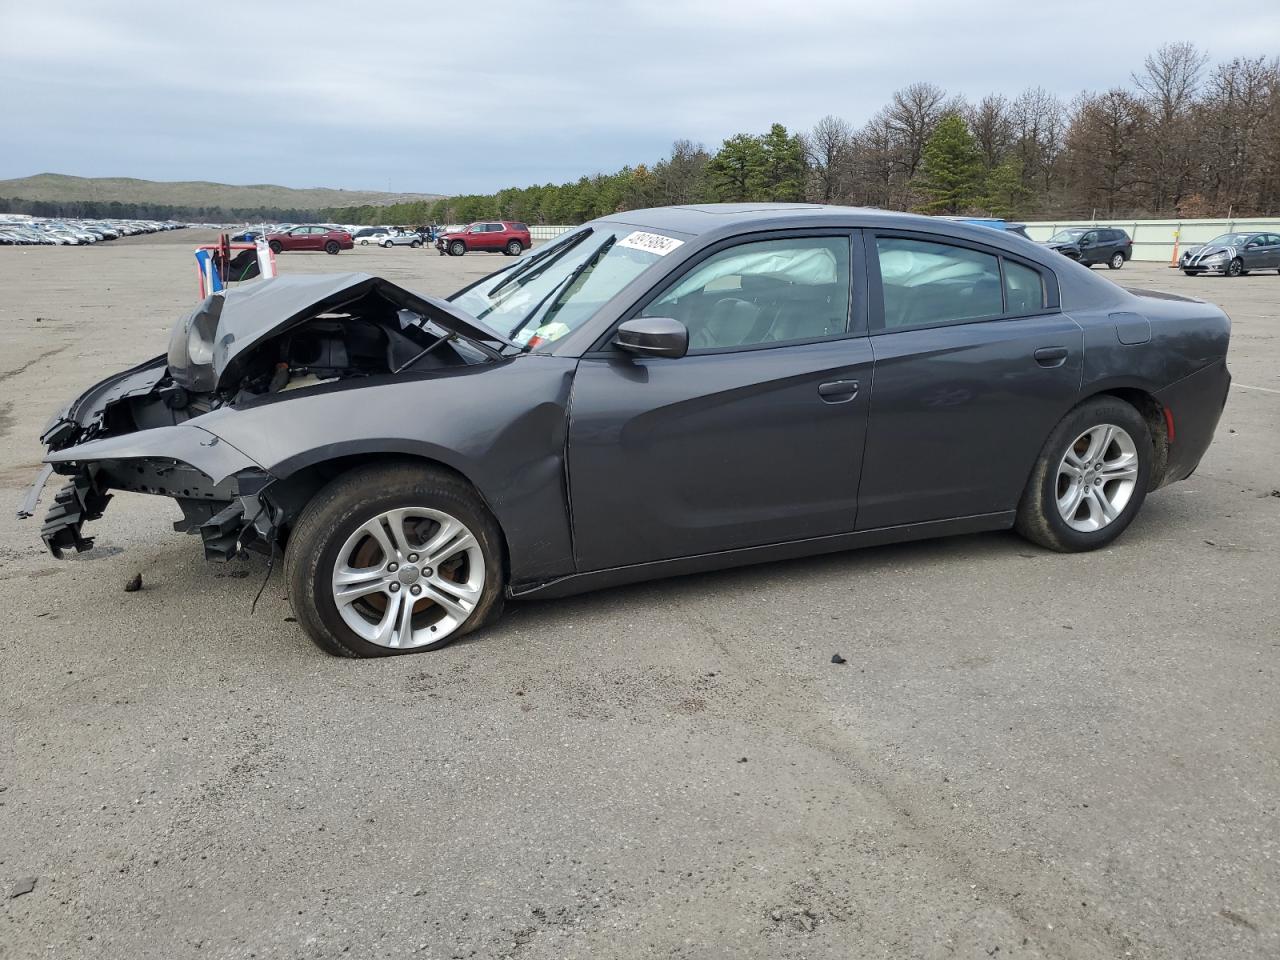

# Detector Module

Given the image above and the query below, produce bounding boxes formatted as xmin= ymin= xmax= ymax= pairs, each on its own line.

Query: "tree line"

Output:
xmin=0 ymin=196 xmax=327 ymax=223
xmin=324 ymin=44 xmax=1280 ymax=227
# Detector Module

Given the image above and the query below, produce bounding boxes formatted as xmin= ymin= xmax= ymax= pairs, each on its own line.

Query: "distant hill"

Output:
xmin=0 ymin=173 xmax=443 ymax=217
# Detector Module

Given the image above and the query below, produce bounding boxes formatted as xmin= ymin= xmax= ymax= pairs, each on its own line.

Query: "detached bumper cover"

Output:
xmin=28 ymin=424 xmax=272 ymax=559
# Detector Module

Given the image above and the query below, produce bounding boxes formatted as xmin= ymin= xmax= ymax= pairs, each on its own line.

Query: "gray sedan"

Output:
xmin=1180 ymin=231 xmax=1280 ymax=276
xmin=23 ymin=205 xmax=1231 ymax=657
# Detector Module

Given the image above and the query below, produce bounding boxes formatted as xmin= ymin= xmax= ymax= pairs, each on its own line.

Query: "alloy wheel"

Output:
xmin=330 ymin=507 xmax=485 ymax=649
xmin=1055 ymin=424 xmax=1139 ymax=532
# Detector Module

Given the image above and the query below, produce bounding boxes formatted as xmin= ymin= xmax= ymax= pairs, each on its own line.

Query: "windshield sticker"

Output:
xmin=617 ymin=231 xmax=684 ymax=256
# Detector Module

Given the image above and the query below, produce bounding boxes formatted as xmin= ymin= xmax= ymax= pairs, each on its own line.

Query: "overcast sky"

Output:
xmin=2 ymin=0 xmax=1278 ymax=196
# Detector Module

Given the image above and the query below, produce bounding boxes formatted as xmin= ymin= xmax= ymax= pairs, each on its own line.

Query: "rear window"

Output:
xmin=509 ymin=222 xmax=528 ymax=232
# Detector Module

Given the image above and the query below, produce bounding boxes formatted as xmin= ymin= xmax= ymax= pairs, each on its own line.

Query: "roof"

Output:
xmin=595 ymin=203 xmax=1027 ymax=246
xmin=590 ymin=203 xmax=1066 ymax=271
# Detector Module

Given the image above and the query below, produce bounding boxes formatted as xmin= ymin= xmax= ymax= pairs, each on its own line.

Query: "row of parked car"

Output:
xmin=228 ymin=221 xmax=535 ymax=257
xmin=0 ymin=217 xmax=187 ymax=245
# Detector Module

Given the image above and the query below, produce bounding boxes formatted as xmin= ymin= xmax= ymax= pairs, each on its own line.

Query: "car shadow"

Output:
xmin=487 ymin=529 xmax=1025 ymax=638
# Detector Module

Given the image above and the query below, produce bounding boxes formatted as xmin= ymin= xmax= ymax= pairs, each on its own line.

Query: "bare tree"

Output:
xmin=1064 ymin=89 xmax=1149 ymax=216
xmin=804 ymin=115 xmax=855 ymax=203
xmin=884 ymin=82 xmax=952 ymax=182
xmin=1194 ymin=56 xmax=1277 ymax=213
xmin=1011 ymin=87 xmax=1067 ymax=203
xmin=1131 ymin=42 xmax=1208 ymax=210
xmin=966 ymin=94 xmax=1014 ymax=172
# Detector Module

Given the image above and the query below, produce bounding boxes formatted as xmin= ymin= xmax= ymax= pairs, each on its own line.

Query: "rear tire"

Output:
xmin=1108 ymin=252 xmax=1125 ymax=269
xmin=285 ymin=464 xmax=506 ymax=658
xmin=449 ymin=240 xmax=466 ymax=256
xmin=505 ymin=239 xmax=524 ymax=256
xmin=325 ymin=240 xmax=340 ymax=255
xmin=1014 ymin=397 xmax=1153 ymax=553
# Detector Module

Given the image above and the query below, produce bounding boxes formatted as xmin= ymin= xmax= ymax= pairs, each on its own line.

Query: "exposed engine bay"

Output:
xmin=24 ymin=274 xmax=512 ymax=560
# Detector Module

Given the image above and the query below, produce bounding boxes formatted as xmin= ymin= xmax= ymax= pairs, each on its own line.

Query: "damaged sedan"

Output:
xmin=23 ymin=205 xmax=1232 ymax=657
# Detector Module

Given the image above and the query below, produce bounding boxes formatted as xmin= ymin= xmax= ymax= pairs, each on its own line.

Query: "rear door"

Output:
xmin=857 ymin=231 xmax=1083 ymax=530
xmin=1265 ymin=235 xmax=1280 ymax=268
xmin=568 ymin=231 xmax=873 ymax=570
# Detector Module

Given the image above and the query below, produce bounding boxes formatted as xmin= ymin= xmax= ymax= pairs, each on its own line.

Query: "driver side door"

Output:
xmin=567 ymin=231 xmax=873 ymax=571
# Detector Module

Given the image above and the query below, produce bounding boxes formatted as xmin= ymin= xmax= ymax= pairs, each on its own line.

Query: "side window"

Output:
xmin=875 ymin=237 xmax=1003 ymax=331
xmin=1003 ymin=260 xmax=1046 ymax=315
xmin=640 ymin=236 xmax=850 ymax=352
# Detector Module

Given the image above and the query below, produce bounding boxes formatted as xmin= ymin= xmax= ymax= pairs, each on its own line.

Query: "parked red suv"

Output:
xmin=266 ymin=225 xmax=354 ymax=255
xmin=436 ymin=221 xmax=531 ymax=257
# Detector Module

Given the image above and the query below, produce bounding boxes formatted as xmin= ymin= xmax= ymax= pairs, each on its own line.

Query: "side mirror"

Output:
xmin=614 ymin=317 xmax=688 ymax=359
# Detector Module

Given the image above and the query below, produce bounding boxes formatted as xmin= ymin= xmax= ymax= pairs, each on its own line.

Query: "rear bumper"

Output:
xmin=1155 ymin=358 xmax=1231 ymax=485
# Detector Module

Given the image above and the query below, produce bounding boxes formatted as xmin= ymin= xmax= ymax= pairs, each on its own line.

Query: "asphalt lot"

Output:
xmin=0 ymin=235 xmax=1277 ymax=960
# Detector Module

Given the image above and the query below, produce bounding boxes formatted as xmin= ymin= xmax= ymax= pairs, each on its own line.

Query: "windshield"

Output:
xmin=1048 ymin=229 xmax=1086 ymax=243
xmin=450 ymin=227 xmax=670 ymax=351
xmin=1204 ymin=234 xmax=1252 ymax=247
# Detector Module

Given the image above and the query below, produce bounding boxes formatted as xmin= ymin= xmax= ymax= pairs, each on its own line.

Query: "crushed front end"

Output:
xmin=19 ymin=273 xmax=510 ymax=564
xmin=23 ymin=361 xmax=279 ymax=560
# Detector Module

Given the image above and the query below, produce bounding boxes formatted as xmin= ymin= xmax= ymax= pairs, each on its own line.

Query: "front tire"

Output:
xmin=269 ymin=240 xmax=283 ymax=254
xmin=1014 ymin=397 xmax=1153 ymax=552
xmin=285 ymin=464 xmax=505 ymax=657
xmin=1108 ymin=252 xmax=1125 ymax=269
xmin=449 ymin=240 xmax=466 ymax=257
xmin=1227 ymin=258 xmax=1243 ymax=277
xmin=410 ymin=240 xmax=422 ymax=248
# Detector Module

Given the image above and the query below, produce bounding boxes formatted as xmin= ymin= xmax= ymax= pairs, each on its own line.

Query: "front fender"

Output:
xmin=195 ymin=359 xmax=580 ymax=583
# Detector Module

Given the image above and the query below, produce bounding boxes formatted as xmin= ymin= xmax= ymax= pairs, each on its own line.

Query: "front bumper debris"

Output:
xmin=41 ymin=468 xmax=112 ymax=558
xmin=23 ymin=422 xmax=275 ymax=561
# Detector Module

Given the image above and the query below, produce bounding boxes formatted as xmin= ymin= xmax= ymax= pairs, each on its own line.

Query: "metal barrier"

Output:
xmin=463 ymin=218 xmax=1280 ymax=261
xmin=1023 ymin=218 xmax=1280 ymax=262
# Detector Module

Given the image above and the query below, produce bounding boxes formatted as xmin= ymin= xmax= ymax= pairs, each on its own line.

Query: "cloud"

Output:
xmin=1 ymin=0 xmax=1277 ymax=194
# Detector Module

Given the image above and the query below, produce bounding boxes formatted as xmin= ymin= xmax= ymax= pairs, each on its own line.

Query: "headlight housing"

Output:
xmin=167 ymin=293 xmax=224 ymax=392
xmin=1203 ymin=253 xmax=1226 ymax=263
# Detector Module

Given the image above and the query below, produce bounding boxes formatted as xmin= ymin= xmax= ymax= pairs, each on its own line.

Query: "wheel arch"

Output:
xmin=1076 ymin=385 xmax=1170 ymax=487
xmin=267 ymin=449 xmax=512 ymax=579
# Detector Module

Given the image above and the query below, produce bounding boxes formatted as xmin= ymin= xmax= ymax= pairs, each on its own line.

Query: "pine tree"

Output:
xmin=918 ymin=115 xmax=982 ymax=213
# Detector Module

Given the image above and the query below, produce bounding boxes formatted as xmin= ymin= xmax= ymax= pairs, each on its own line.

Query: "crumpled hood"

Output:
xmin=1188 ymin=245 xmax=1233 ymax=260
xmin=172 ymin=273 xmax=514 ymax=392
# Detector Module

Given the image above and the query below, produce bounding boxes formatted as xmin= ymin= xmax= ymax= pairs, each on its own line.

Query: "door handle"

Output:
xmin=1033 ymin=346 xmax=1069 ymax=368
xmin=818 ymin=379 xmax=859 ymax=402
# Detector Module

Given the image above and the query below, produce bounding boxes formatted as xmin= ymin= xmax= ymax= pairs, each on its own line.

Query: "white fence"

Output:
xmin=490 ymin=217 xmax=1280 ymax=261
xmin=1022 ymin=217 xmax=1280 ymax=262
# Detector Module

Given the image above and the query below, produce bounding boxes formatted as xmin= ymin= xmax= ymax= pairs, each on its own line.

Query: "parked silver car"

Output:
xmin=380 ymin=231 xmax=425 ymax=249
